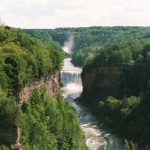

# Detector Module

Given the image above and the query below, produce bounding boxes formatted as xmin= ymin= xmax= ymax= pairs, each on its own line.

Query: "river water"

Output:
xmin=61 ymin=58 xmax=125 ymax=150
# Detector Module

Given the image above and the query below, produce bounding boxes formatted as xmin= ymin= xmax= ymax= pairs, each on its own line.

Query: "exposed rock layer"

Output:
xmin=18 ymin=71 xmax=60 ymax=107
xmin=80 ymin=64 xmax=150 ymax=103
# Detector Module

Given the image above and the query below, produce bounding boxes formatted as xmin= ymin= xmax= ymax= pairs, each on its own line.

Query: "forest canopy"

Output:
xmin=32 ymin=27 xmax=150 ymax=66
xmin=0 ymin=26 xmax=64 ymax=91
xmin=19 ymin=89 xmax=87 ymax=150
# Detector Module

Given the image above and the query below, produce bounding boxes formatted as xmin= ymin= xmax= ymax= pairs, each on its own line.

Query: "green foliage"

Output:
xmin=0 ymin=145 xmax=16 ymax=150
xmin=23 ymin=29 xmax=62 ymax=51
xmin=0 ymin=145 xmax=10 ymax=150
xmin=24 ymin=27 xmax=150 ymax=67
xmin=19 ymin=90 xmax=87 ymax=150
xmin=41 ymin=26 xmax=150 ymax=66
xmin=97 ymin=94 xmax=150 ymax=147
xmin=85 ymin=42 xmax=150 ymax=68
xmin=0 ymin=26 xmax=64 ymax=90
xmin=0 ymin=87 xmax=18 ymax=127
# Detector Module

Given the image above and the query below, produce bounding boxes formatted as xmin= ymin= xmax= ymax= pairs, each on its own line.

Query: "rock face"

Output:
xmin=81 ymin=66 xmax=122 ymax=99
xmin=18 ymin=71 xmax=60 ymax=107
xmin=80 ymin=64 xmax=150 ymax=103
xmin=0 ymin=71 xmax=61 ymax=148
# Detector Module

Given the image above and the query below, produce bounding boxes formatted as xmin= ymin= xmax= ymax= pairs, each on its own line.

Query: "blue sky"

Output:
xmin=0 ymin=0 xmax=150 ymax=28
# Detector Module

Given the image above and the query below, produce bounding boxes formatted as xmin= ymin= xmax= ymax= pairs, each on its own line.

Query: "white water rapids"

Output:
xmin=61 ymin=58 xmax=125 ymax=150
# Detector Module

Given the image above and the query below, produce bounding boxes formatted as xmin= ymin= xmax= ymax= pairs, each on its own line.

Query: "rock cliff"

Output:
xmin=80 ymin=64 xmax=150 ymax=103
xmin=18 ymin=71 xmax=60 ymax=107
xmin=0 ymin=71 xmax=61 ymax=148
xmin=81 ymin=66 xmax=122 ymax=99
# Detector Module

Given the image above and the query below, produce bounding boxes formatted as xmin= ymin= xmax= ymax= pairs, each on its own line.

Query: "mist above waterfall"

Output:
xmin=62 ymin=35 xmax=74 ymax=54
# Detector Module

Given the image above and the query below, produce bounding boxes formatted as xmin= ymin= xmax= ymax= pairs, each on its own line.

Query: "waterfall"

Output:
xmin=61 ymin=71 xmax=81 ymax=86
xmin=61 ymin=58 xmax=83 ymax=99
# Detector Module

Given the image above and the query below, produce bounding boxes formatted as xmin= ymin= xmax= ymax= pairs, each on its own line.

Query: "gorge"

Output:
xmin=1 ymin=26 xmax=150 ymax=150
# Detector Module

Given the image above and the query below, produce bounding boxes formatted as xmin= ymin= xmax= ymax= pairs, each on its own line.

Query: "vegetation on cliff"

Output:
xmin=81 ymin=41 xmax=150 ymax=147
xmin=0 ymin=25 xmax=64 ymax=127
xmin=0 ymin=88 xmax=18 ymax=128
xmin=0 ymin=26 xmax=63 ymax=146
xmin=19 ymin=89 xmax=87 ymax=150
xmin=97 ymin=96 xmax=150 ymax=147
xmin=70 ymin=27 xmax=150 ymax=66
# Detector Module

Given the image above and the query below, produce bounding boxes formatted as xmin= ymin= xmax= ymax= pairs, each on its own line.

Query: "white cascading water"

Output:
xmin=61 ymin=37 xmax=125 ymax=150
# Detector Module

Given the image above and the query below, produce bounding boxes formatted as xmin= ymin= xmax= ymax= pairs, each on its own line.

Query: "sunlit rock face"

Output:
xmin=18 ymin=71 xmax=60 ymax=107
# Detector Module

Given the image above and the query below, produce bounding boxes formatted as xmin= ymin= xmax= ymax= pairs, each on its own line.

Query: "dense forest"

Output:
xmin=0 ymin=26 xmax=64 ymax=91
xmin=19 ymin=89 xmax=87 ymax=150
xmin=25 ymin=27 xmax=150 ymax=66
xmin=0 ymin=26 xmax=86 ymax=150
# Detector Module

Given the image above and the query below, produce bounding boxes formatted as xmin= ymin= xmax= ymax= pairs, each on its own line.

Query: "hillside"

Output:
xmin=0 ymin=26 xmax=87 ymax=150
xmin=80 ymin=42 xmax=150 ymax=148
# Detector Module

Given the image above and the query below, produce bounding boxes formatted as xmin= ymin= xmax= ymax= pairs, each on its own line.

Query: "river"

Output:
xmin=61 ymin=58 xmax=125 ymax=150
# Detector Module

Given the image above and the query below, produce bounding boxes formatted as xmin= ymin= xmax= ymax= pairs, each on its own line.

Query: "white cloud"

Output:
xmin=0 ymin=0 xmax=150 ymax=28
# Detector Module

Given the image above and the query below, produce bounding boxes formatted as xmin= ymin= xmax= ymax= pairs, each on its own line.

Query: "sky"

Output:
xmin=0 ymin=0 xmax=150 ymax=29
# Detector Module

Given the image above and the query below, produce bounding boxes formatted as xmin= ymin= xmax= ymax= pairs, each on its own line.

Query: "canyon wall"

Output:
xmin=0 ymin=71 xmax=61 ymax=147
xmin=80 ymin=64 xmax=150 ymax=103
xmin=18 ymin=71 xmax=61 ymax=107
xmin=81 ymin=66 xmax=122 ymax=100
